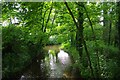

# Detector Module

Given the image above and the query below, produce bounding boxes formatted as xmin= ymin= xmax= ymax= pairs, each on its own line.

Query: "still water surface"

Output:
xmin=20 ymin=46 xmax=72 ymax=80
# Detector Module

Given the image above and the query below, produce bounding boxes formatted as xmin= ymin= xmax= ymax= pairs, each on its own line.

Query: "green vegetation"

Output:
xmin=2 ymin=1 xmax=120 ymax=80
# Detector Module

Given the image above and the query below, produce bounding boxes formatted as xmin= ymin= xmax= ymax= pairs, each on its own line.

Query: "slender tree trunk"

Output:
xmin=43 ymin=2 xmax=53 ymax=32
xmin=80 ymin=3 xmax=101 ymax=78
xmin=117 ymin=1 xmax=120 ymax=49
xmin=76 ymin=2 xmax=84 ymax=58
xmin=64 ymin=2 xmax=84 ymax=58
xmin=64 ymin=2 xmax=84 ymax=78
xmin=83 ymin=39 xmax=95 ymax=79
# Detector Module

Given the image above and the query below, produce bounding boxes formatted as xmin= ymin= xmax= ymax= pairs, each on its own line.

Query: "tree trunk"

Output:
xmin=76 ymin=2 xmax=84 ymax=58
xmin=64 ymin=2 xmax=84 ymax=78
xmin=117 ymin=2 xmax=120 ymax=49
xmin=64 ymin=2 xmax=83 ymax=58
xmin=83 ymin=39 xmax=95 ymax=79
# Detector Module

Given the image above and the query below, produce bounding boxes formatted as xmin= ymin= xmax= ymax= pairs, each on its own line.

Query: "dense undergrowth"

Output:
xmin=60 ymin=41 xmax=120 ymax=79
xmin=2 ymin=25 xmax=47 ymax=78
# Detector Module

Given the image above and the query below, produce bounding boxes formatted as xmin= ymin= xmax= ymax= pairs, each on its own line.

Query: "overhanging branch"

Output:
xmin=64 ymin=1 xmax=79 ymax=29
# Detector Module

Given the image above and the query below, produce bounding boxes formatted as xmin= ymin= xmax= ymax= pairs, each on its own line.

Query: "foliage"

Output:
xmin=2 ymin=25 xmax=46 ymax=78
xmin=2 ymin=2 xmax=120 ymax=79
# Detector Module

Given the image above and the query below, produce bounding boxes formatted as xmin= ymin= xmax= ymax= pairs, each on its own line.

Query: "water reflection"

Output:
xmin=47 ymin=49 xmax=71 ymax=78
xmin=58 ymin=50 xmax=71 ymax=67
xmin=20 ymin=75 xmax=25 ymax=80
xmin=20 ymin=49 xmax=72 ymax=79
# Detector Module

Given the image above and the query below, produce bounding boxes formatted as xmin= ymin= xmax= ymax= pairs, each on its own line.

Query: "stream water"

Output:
xmin=19 ymin=46 xmax=73 ymax=80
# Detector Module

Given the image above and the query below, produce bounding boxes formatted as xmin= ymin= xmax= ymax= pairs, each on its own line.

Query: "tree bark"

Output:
xmin=117 ymin=1 xmax=120 ymax=49
xmin=64 ymin=2 xmax=84 ymax=58
xmin=64 ymin=2 xmax=84 ymax=78
xmin=76 ymin=3 xmax=101 ymax=78
xmin=76 ymin=2 xmax=84 ymax=58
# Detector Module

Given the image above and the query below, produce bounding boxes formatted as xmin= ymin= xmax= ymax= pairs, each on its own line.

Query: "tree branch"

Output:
xmin=64 ymin=1 xmax=79 ymax=29
xmin=44 ymin=2 xmax=53 ymax=32
xmin=83 ymin=39 xmax=95 ymax=79
xmin=42 ymin=8 xmax=49 ymax=32
xmin=76 ymin=2 xmax=101 ymax=78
